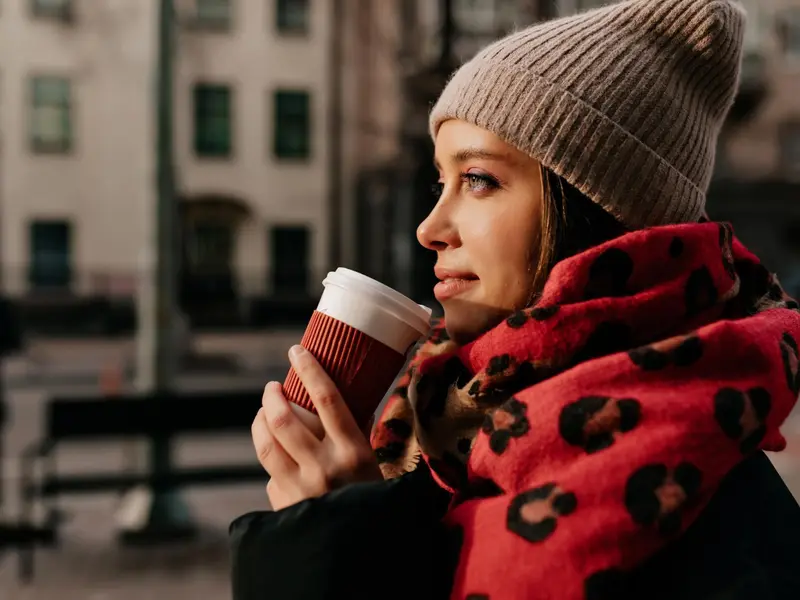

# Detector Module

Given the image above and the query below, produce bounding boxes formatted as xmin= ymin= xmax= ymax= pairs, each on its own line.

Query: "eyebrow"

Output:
xmin=434 ymin=147 xmax=510 ymax=169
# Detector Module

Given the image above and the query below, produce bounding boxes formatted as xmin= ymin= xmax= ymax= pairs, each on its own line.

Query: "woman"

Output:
xmin=232 ymin=1 xmax=800 ymax=598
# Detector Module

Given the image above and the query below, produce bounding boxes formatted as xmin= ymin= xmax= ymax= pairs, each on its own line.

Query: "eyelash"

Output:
xmin=431 ymin=172 xmax=501 ymax=198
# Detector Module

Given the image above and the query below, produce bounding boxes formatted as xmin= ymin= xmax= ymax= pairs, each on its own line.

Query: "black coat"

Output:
xmin=230 ymin=452 xmax=800 ymax=600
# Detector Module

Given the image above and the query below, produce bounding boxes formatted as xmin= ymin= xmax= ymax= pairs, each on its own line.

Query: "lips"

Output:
xmin=434 ymin=267 xmax=478 ymax=281
xmin=434 ymin=267 xmax=479 ymax=301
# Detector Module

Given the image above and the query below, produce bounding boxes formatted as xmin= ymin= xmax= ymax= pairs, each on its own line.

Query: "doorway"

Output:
xmin=270 ymin=225 xmax=310 ymax=296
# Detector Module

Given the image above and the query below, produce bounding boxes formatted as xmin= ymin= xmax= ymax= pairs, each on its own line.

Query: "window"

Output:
xmin=271 ymin=226 xmax=310 ymax=295
xmin=30 ymin=76 xmax=72 ymax=154
xmin=194 ymin=0 xmax=231 ymax=29
xmin=780 ymin=122 xmax=800 ymax=180
xmin=273 ymin=90 xmax=311 ymax=159
xmin=276 ymin=0 xmax=309 ymax=34
xmin=31 ymin=0 xmax=72 ymax=21
xmin=193 ymin=84 xmax=232 ymax=157
xmin=779 ymin=9 xmax=800 ymax=60
xmin=28 ymin=220 xmax=72 ymax=290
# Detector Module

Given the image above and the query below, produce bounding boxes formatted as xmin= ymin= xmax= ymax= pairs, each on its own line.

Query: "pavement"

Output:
xmin=0 ymin=332 xmax=798 ymax=598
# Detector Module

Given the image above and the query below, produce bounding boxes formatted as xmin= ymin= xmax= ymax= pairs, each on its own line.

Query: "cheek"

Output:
xmin=472 ymin=212 xmax=537 ymax=301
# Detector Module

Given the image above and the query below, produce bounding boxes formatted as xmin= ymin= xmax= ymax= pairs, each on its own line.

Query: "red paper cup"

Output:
xmin=283 ymin=268 xmax=432 ymax=430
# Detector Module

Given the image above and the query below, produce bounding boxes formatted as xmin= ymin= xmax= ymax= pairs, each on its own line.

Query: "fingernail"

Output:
xmin=289 ymin=345 xmax=306 ymax=360
xmin=262 ymin=381 xmax=278 ymax=402
xmin=262 ymin=382 xmax=286 ymax=414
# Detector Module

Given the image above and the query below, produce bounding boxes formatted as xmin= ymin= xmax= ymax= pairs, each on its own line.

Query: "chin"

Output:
xmin=443 ymin=303 xmax=512 ymax=345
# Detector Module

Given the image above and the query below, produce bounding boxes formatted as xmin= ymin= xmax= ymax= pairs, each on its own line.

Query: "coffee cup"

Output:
xmin=283 ymin=268 xmax=432 ymax=430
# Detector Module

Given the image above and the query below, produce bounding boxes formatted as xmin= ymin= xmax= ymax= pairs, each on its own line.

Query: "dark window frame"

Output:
xmin=193 ymin=83 xmax=234 ymax=158
xmin=28 ymin=219 xmax=73 ymax=291
xmin=276 ymin=0 xmax=310 ymax=35
xmin=31 ymin=0 xmax=74 ymax=22
xmin=272 ymin=89 xmax=312 ymax=160
xmin=29 ymin=74 xmax=73 ymax=155
xmin=191 ymin=0 xmax=233 ymax=31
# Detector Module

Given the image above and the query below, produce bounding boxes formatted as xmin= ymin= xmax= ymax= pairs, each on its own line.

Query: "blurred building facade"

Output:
xmin=0 ymin=0 xmax=332 ymax=328
xmin=1 ymin=0 xmax=797 ymax=333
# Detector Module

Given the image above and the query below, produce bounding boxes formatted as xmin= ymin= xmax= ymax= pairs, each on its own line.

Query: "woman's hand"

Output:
xmin=251 ymin=345 xmax=383 ymax=511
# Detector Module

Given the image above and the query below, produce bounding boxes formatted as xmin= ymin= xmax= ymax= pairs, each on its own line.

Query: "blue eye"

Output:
xmin=431 ymin=173 xmax=501 ymax=199
xmin=462 ymin=172 xmax=500 ymax=193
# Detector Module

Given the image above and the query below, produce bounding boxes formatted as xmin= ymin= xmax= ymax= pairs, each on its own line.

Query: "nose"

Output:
xmin=417 ymin=201 xmax=460 ymax=252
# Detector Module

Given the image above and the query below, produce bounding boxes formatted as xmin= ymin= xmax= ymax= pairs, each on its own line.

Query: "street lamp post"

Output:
xmin=115 ymin=0 xmax=196 ymax=545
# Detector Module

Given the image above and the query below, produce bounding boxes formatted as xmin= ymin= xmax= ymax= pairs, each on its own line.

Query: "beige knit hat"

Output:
xmin=430 ymin=0 xmax=746 ymax=228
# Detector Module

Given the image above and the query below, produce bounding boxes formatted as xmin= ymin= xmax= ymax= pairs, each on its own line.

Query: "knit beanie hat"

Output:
xmin=429 ymin=0 xmax=746 ymax=228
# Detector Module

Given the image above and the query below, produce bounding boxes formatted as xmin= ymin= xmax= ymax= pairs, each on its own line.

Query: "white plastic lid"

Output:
xmin=323 ymin=268 xmax=432 ymax=335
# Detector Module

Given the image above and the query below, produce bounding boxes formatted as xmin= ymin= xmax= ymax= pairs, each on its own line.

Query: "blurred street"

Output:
xmin=0 ymin=377 xmax=278 ymax=599
xmin=0 ymin=331 xmax=305 ymax=598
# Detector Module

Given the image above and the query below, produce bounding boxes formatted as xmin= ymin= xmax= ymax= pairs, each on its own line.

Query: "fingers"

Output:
xmin=254 ymin=364 xmax=383 ymax=510
xmin=251 ymin=407 xmax=295 ymax=477
xmin=290 ymin=403 xmax=326 ymax=440
xmin=288 ymin=345 xmax=361 ymax=443
xmin=261 ymin=381 xmax=320 ymax=463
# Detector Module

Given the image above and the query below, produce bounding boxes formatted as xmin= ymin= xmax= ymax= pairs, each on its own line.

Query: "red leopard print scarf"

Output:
xmin=370 ymin=221 xmax=800 ymax=600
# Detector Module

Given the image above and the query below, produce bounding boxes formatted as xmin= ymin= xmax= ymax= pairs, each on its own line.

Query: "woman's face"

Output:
xmin=418 ymin=120 xmax=543 ymax=345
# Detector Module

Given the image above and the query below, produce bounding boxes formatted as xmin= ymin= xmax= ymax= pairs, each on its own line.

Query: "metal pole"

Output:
xmin=439 ymin=0 xmax=455 ymax=68
xmin=152 ymin=0 xmax=178 ymax=392
xmin=328 ymin=0 xmax=344 ymax=272
xmin=116 ymin=0 xmax=195 ymax=544
xmin=0 ymin=119 xmax=4 ymax=510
